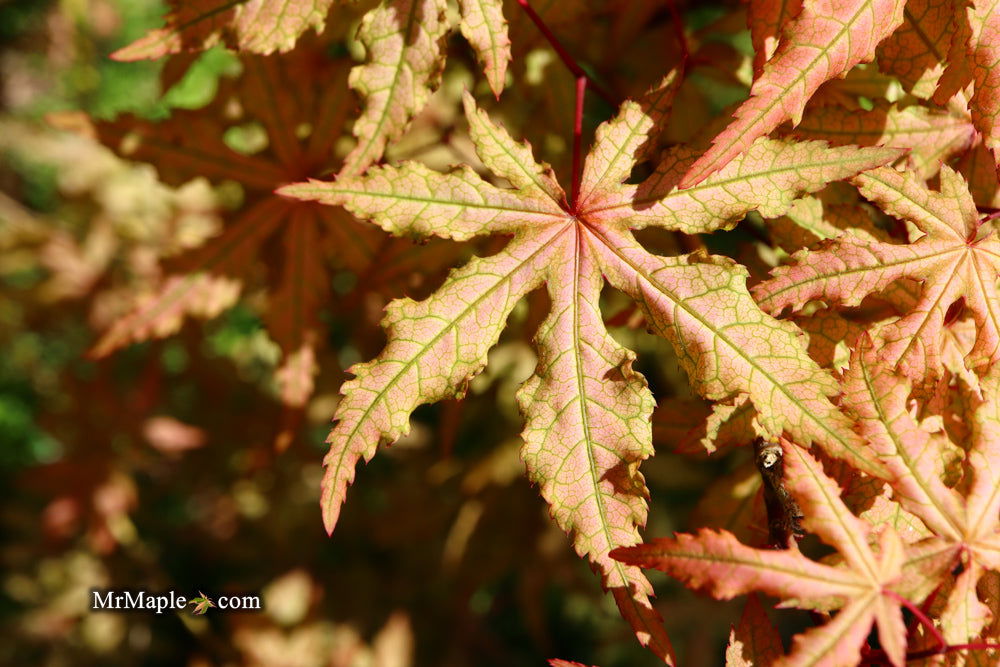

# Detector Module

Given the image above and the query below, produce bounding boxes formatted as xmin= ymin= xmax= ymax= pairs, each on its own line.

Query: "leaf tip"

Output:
xmin=108 ymin=45 xmax=137 ymax=62
xmin=276 ymin=180 xmax=323 ymax=201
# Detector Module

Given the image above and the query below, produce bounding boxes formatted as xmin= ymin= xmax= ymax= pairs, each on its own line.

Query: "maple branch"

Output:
xmin=754 ymin=438 xmax=803 ymax=548
xmin=905 ymin=642 xmax=1000 ymax=662
xmin=981 ymin=209 xmax=1000 ymax=224
xmin=571 ymin=75 xmax=587 ymax=209
xmin=883 ymin=589 xmax=946 ymax=652
xmin=857 ymin=590 xmax=1000 ymax=665
xmin=514 ymin=0 xmax=616 ymax=106
xmin=665 ymin=0 xmax=690 ymax=67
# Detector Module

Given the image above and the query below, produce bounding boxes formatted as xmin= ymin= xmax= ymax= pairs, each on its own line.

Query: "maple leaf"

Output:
xmin=339 ymin=0 xmax=450 ymax=178
xmin=281 ymin=73 xmax=899 ymax=658
xmin=725 ymin=594 xmax=784 ymax=666
xmin=457 ymin=0 xmax=511 ymax=98
xmin=613 ymin=440 xmax=909 ymax=667
xmin=934 ymin=0 xmax=1000 ymax=166
xmin=113 ymin=0 xmax=339 ymax=60
xmin=340 ymin=0 xmax=514 ymax=176
xmin=680 ymin=0 xmax=906 ymax=187
xmin=789 ymin=100 xmax=976 ymax=179
xmin=766 ymin=192 xmax=888 ymax=254
xmin=875 ymin=0 xmax=958 ymax=100
xmin=745 ymin=0 xmax=803 ymax=76
xmin=92 ymin=41 xmax=388 ymax=407
xmin=116 ymin=0 xmax=510 ymax=181
xmin=840 ymin=338 xmax=1000 ymax=648
xmin=960 ymin=139 xmax=1000 ymax=209
xmin=754 ymin=165 xmax=1000 ymax=384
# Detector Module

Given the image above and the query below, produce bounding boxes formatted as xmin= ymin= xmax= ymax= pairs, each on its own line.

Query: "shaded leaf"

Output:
xmin=755 ymin=166 xmax=1000 ymax=384
xmin=113 ymin=0 xmax=339 ymax=60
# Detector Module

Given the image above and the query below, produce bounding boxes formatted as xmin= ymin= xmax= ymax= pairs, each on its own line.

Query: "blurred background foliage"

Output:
xmin=0 ymin=1 xmax=781 ymax=665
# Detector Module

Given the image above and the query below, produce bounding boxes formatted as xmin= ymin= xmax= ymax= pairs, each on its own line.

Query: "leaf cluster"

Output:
xmin=15 ymin=0 xmax=1000 ymax=664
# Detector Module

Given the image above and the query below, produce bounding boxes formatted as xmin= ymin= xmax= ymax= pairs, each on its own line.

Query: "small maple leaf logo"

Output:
xmin=189 ymin=592 xmax=215 ymax=615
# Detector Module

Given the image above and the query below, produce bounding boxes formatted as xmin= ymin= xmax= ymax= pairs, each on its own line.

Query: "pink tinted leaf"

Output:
xmin=287 ymin=84 xmax=906 ymax=661
xmin=233 ymin=0 xmax=337 ymax=53
xmin=745 ymin=0 xmax=804 ymax=76
xmin=778 ymin=599 xmax=879 ymax=667
xmin=779 ymin=442 xmax=879 ymax=578
xmin=968 ymin=1 xmax=1000 ymax=163
xmin=282 ymin=163 xmax=565 ymax=241
xmin=725 ymin=594 xmax=784 ymax=667
xmin=876 ymin=0 xmax=958 ymax=99
xmin=612 ymin=528 xmax=866 ymax=601
xmin=840 ymin=337 xmax=965 ymax=541
xmin=611 ymin=587 xmax=674 ymax=664
xmin=457 ymin=0 xmax=511 ymax=97
xmin=936 ymin=1 xmax=1000 ymax=164
xmin=940 ymin=562 xmax=993 ymax=648
xmin=461 ymin=90 xmax=565 ymax=202
xmin=897 ymin=537 xmax=961 ymax=606
xmin=617 ymin=446 xmax=907 ymax=666
xmin=93 ymin=274 xmax=241 ymax=357
xmin=594 ymin=234 xmax=887 ymax=478
xmin=965 ymin=364 xmax=1000 ymax=540
xmin=789 ymin=101 xmax=976 ymax=179
xmin=316 ymin=235 xmax=555 ymax=531
xmin=603 ymin=140 xmax=903 ymax=234
xmin=577 ymin=71 xmax=681 ymax=209
xmin=340 ymin=0 xmax=449 ymax=178
xmin=679 ymin=0 xmax=907 ymax=187
xmin=754 ymin=166 xmax=1000 ymax=383
xmin=515 ymin=231 xmax=666 ymax=650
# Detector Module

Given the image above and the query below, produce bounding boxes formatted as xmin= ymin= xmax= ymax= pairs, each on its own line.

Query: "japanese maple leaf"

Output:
xmin=680 ymin=0 xmax=907 ymax=187
xmin=456 ymin=0 xmax=510 ymax=98
xmin=338 ymin=0 xmax=510 ymax=177
xmin=754 ymin=165 xmax=1000 ymax=386
xmin=281 ymin=72 xmax=899 ymax=659
xmin=113 ymin=0 xmax=340 ymax=60
xmin=725 ymin=594 xmax=784 ymax=666
xmin=117 ymin=0 xmax=509 ymax=180
xmin=789 ymin=100 xmax=976 ymax=179
xmin=93 ymin=40 xmax=382 ymax=406
xmin=745 ymin=0 xmax=803 ymax=76
xmin=934 ymin=0 xmax=1000 ymax=166
xmin=841 ymin=339 xmax=1000 ymax=648
xmin=613 ymin=440 xmax=910 ymax=666
xmin=875 ymin=0 xmax=958 ymax=100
